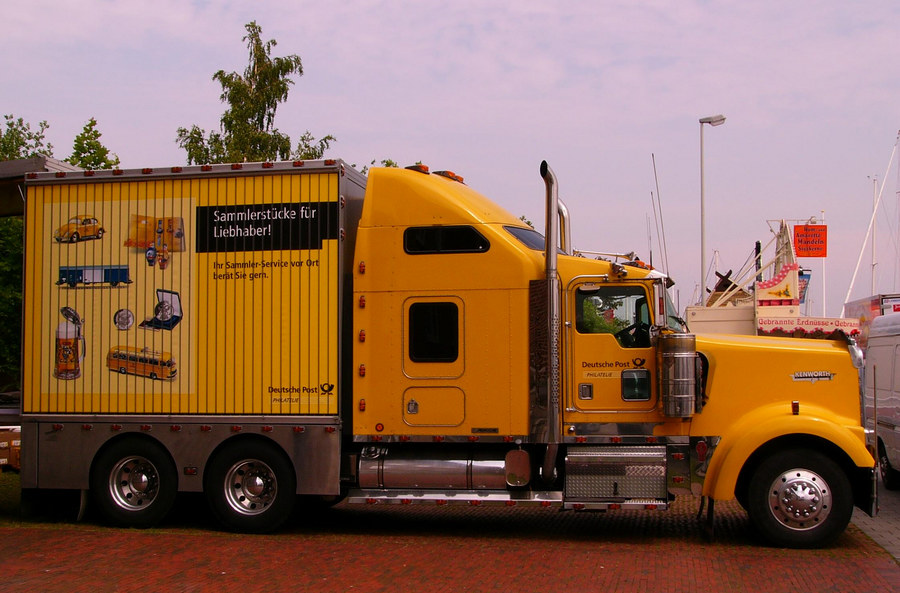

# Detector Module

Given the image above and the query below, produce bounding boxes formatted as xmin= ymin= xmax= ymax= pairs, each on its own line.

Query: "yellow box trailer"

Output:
xmin=20 ymin=159 xmax=876 ymax=546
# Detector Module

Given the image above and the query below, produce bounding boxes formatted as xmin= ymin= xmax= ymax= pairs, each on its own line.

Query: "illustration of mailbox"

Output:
xmin=140 ymin=289 xmax=182 ymax=330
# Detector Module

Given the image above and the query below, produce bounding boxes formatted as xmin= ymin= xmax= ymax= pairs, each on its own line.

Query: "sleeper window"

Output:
xmin=409 ymin=302 xmax=459 ymax=362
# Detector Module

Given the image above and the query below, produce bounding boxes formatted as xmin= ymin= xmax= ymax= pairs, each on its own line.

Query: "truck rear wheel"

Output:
xmin=747 ymin=449 xmax=852 ymax=548
xmin=90 ymin=438 xmax=177 ymax=528
xmin=204 ymin=439 xmax=296 ymax=533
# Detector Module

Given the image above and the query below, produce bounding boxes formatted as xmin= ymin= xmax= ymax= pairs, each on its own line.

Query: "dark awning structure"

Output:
xmin=0 ymin=156 xmax=81 ymax=216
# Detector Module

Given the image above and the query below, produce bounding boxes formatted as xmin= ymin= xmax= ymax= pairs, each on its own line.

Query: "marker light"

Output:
xmin=434 ymin=170 xmax=465 ymax=183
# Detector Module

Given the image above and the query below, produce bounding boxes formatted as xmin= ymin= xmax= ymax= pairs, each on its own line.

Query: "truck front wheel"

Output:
xmin=90 ymin=438 xmax=177 ymax=528
xmin=747 ymin=449 xmax=852 ymax=548
xmin=205 ymin=439 xmax=296 ymax=533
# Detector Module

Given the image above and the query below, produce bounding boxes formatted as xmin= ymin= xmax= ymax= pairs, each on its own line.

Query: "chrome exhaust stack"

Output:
xmin=540 ymin=161 xmax=562 ymax=481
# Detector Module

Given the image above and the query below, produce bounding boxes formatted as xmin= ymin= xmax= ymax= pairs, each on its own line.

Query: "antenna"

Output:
xmin=650 ymin=154 xmax=671 ymax=276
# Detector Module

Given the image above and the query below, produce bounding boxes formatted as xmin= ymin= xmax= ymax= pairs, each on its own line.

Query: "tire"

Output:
xmin=90 ymin=438 xmax=177 ymax=528
xmin=747 ymin=449 xmax=853 ymax=548
xmin=70 ymin=232 xmax=80 ymax=243
xmin=879 ymin=442 xmax=900 ymax=490
xmin=205 ymin=439 xmax=296 ymax=533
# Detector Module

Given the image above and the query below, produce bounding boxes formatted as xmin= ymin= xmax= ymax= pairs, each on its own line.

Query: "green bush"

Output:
xmin=0 ymin=216 xmax=23 ymax=392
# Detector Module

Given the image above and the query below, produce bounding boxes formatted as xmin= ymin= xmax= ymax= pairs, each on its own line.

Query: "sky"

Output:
xmin=3 ymin=0 xmax=900 ymax=317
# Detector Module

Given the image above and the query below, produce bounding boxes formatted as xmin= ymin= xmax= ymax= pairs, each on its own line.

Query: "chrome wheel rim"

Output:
xmin=109 ymin=456 xmax=159 ymax=511
xmin=767 ymin=467 xmax=831 ymax=530
xmin=224 ymin=459 xmax=277 ymax=516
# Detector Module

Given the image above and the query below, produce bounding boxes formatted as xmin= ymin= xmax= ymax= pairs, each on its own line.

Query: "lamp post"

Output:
xmin=699 ymin=114 xmax=726 ymax=303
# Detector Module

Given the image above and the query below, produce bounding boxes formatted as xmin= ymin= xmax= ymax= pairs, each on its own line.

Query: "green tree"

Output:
xmin=0 ymin=216 xmax=22 ymax=391
xmin=0 ymin=114 xmax=53 ymax=160
xmin=294 ymin=130 xmax=335 ymax=160
xmin=66 ymin=117 xmax=120 ymax=170
xmin=0 ymin=114 xmax=48 ymax=391
xmin=177 ymin=21 xmax=335 ymax=164
xmin=358 ymin=158 xmax=399 ymax=175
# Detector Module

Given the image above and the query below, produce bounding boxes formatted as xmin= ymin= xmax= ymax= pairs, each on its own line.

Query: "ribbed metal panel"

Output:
xmin=565 ymin=446 xmax=667 ymax=499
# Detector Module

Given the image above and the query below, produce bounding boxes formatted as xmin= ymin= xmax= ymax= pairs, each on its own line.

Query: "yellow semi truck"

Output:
xmin=20 ymin=159 xmax=875 ymax=547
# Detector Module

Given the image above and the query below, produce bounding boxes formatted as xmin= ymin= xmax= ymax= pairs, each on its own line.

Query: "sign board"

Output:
xmin=793 ymin=224 xmax=827 ymax=257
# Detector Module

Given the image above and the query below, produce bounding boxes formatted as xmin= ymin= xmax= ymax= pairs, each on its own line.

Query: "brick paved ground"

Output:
xmin=0 ymin=480 xmax=897 ymax=593
xmin=852 ymin=474 xmax=900 ymax=560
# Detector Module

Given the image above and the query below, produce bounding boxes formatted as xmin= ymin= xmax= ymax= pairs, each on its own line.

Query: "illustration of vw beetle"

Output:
xmin=54 ymin=214 xmax=105 ymax=243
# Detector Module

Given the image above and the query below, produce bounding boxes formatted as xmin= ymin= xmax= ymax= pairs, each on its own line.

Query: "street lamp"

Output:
xmin=699 ymin=114 xmax=726 ymax=303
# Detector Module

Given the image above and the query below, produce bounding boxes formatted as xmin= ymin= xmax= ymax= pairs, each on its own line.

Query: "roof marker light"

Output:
xmin=405 ymin=163 xmax=430 ymax=174
xmin=434 ymin=170 xmax=465 ymax=183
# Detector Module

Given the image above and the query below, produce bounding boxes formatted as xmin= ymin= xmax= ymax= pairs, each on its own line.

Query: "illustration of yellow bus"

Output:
xmin=106 ymin=346 xmax=177 ymax=380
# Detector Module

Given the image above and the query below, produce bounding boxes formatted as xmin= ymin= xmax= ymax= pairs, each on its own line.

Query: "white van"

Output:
xmin=866 ymin=313 xmax=900 ymax=489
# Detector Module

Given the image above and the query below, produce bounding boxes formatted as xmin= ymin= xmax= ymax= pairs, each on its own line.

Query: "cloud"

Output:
xmin=3 ymin=0 xmax=900 ymax=313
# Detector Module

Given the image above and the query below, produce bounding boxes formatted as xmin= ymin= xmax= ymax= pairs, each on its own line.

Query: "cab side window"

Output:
xmin=404 ymin=226 xmax=489 ymax=254
xmin=576 ymin=286 xmax=650 ymax=348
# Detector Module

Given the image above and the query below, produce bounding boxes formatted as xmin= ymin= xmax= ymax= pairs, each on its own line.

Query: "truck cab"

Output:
xmin=347 ymin=163 xmax=874 ymax=548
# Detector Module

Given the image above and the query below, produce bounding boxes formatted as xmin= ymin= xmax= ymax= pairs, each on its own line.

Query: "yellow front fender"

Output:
xmin=702 ymin=403 xmax=874 ymax=500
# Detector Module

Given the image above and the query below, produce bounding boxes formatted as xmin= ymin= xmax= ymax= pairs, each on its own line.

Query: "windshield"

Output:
xmin=504 ymin=225 xmax=544 ymax=250
xmin=504 ymin=225 xmax=567 ymax=254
